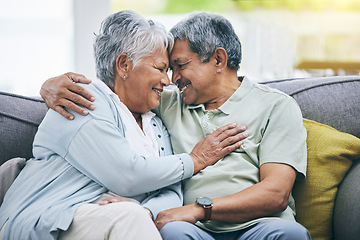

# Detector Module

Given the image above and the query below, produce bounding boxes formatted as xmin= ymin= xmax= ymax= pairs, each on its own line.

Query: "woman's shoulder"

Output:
xmin=79 ymin=81 xmax=113 ymax=105
xmin=79 ymin=82 xmax=122 ymax=121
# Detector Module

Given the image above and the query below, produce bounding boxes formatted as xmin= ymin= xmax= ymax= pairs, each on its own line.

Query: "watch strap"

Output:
xmin=196 ymin=197 xmax=213 ymax=223
xmin=202 ymin=205 xmax=212 ymax=223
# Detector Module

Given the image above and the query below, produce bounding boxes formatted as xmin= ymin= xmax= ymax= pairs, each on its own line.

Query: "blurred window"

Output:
xmin=0 ymin=0 xmax=74 ymax=96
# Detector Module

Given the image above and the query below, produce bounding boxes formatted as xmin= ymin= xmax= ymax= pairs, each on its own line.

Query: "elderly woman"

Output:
xmin=0 ymin=10 xmax=245 ymax=240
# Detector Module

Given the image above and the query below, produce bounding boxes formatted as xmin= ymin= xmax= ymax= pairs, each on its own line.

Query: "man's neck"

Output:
xmin=204 ymin=72 xmax=241 ymax=111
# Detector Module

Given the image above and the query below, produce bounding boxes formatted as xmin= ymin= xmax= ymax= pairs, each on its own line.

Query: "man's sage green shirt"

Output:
xmin=155 ymin=77 xmax=307 ymax=233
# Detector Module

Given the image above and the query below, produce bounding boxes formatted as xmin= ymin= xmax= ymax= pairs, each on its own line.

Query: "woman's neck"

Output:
xmin=112 ymin=79 xmax=143 ymax=130
xmin=132 ymin=112 xmax=143 ymax=130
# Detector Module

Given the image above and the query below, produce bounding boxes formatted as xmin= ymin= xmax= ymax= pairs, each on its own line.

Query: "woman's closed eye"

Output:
xmin=157 ymin=67 xmax=170 ymax=73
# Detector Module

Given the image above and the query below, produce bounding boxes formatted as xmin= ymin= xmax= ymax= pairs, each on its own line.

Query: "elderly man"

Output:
xmin=40 ymin=12 xmax=310 ymax=240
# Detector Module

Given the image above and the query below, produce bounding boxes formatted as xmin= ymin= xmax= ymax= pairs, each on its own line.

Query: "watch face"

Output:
xmin=196 ymin=197 xmax=212 ymax=206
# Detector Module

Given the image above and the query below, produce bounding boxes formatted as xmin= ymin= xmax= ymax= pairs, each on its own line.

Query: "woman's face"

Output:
xmin=119 ymin=48 xmax=170 ymax=115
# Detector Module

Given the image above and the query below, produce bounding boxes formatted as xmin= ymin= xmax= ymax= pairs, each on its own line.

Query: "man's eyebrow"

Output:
xmin=172 ymin=58 xmax=188 ymax=64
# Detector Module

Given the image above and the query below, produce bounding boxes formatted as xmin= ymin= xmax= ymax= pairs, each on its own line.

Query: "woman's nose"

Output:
xmin=161 ymin=73 xmax=170 ymax=86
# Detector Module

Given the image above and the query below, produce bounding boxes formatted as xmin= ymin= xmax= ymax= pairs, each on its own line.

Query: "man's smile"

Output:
xmin=177 ymin=80 xmax=191 ymax=94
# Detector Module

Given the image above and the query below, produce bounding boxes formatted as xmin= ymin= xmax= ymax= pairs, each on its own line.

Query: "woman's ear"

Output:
xmin=115 ymin=53 xmax=129 ymax=78
xmin=214 ymin=47 xmax=228 ymax=73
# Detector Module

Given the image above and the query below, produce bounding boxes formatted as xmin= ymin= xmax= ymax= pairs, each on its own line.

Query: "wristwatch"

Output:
xmin=195 ymin=197 xmax=213 ymax=223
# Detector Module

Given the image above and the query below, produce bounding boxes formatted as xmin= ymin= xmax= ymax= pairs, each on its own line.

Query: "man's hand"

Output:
xmin=40 ymin=72 xmax=95 ymax=120
xmin=190 ymin=123 xmax=247 ymax=173
xmin=154 ymin=204 xmax=203 ymax=230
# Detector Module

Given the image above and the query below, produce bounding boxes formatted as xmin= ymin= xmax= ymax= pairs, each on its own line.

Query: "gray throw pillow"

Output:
xmin=0 ymin=157 xmax=26 ymax=206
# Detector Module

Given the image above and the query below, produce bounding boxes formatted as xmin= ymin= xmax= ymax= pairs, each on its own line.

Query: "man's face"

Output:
xmin=169 ymin=40 xmax=216 ymax=105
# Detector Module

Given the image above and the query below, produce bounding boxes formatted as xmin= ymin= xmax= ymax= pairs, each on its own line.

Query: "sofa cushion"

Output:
xmin=0 ymin=91 xmax=47 ymax=166
xmin=261 ymin=76 xmax=360 ymax=138
xmin=293 ymin=119 xmax=360 ymax=240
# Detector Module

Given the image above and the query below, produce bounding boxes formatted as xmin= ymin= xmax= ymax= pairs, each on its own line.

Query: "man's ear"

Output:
xmin=214 ymin=47 xmax=228 ymax=73
xmin=115 ymin=53 xmax=129 ymax=77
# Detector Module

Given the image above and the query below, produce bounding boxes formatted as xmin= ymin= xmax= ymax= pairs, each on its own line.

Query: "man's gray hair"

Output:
xmin=94 ymin=10 xmax=174 ymax=87
xmin=170 ymin=12 xmax=241 ymax=71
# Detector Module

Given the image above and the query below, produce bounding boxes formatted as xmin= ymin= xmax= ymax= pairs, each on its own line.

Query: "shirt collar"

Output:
xmin=186 ymin=76 xmax=251 ymax=115
xmin=219 ymin=76 xmax=252 ymax=115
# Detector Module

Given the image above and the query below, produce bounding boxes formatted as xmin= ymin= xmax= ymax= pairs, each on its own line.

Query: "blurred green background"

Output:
xmin=112 ymin=0 xmax=360 ymax=14
xmin=0 ymin=0 xmax=359 ymax=96
xmin=111 ymin=0 xmax=360 ymax=78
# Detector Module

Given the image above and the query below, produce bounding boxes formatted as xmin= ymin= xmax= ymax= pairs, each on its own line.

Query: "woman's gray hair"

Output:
xmin=94 ymin=10 xmax=174 ymax=87
xmin=170 ymin=12 xmax=241 ymax=71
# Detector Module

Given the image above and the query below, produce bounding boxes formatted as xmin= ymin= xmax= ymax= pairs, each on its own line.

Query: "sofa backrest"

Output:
xmin=0 ymin=91 xmax=47 ymax=165
xmin=1 ymin=75 xmax=359 ymax=166
xmin=260 ymin=75 xmax=360 ymax=138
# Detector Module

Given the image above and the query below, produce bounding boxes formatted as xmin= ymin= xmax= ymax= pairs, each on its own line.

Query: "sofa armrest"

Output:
xmin=333 ymin=159 xmax=360 ymax=240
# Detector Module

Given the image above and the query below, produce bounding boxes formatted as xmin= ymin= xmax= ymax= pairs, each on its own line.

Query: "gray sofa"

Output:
xmin=1 ymin=75 xmax=359 ymax=240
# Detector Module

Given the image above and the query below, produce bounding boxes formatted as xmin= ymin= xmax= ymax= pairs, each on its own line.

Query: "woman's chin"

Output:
xmin=151 ymin=102 xmax=160 ymax=110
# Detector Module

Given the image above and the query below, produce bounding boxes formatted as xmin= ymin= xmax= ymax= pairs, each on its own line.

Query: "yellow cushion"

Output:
xmin=293 ymin=119 xmax=360 ymax=240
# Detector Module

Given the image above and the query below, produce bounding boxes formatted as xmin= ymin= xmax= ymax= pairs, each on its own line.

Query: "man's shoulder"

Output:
xmin=250 ymin=79 xmax=289 ymax=97
xmin=161 ymin=87 xmax=180 ymax=101
xmin=247 ymin=78 xmax=297 ymax=105
xmin=157 ymin=87 xmax=182 ymax=113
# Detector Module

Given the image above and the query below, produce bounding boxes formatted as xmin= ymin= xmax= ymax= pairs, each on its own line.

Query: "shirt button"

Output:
xmin=158 ymin=134 xmax=161 ymax=138
xmin=161 ymin=147 xmax=165 ymax=151
xmin=202 ymin=122 xmax=208 ymax=128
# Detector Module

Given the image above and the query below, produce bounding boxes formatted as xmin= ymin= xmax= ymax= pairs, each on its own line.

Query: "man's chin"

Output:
xmin=183 ymin=96 xmax=195 ymax=105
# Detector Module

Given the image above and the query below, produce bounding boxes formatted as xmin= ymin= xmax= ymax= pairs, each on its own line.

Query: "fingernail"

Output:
xmin=69 ymin=116 xmax=74 ymax=120
xmin=83 ymin=110 xmax=89 ymax=115
xmin=90 ymin=97 xmax=95 ymax=102
xmin=89 ymin=104 xmax=95 ymax=110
